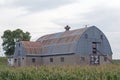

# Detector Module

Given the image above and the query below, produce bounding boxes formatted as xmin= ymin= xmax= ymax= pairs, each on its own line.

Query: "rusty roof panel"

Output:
xmin=21 ymin=41 xmax=42 ymax=54
xmin=38 ymin=35 xmax=80 ymax=46
xmin=37 ymin=27 xmax=88 ymax=41
xmin=21 ymin=27 xmax=89 ymax=55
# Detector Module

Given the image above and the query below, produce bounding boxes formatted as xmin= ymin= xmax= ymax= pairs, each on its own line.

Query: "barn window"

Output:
xmin=85 ymin=34 xmax=88 ymax=39
xmin=81 ymin=57 xmax=85 ymax=61
xmin=14 ymin=59 xmax=17 ymax=63
xmin=61 ymin=57 xmax=64 ymax=62
xmin=50 ymin=58 xmax=53 ymax=62
xmin=19 ymin=43 xmax=20 ymax=47
xmin=32 ymin=58 xmax=36 ymax=63
xmin=92 ymin=42 xmax=97 ymax=54
xmin=104 ymin=56 xmax=107 ymax=62
xmin=100 ymin=35 xmax=103 ymax=39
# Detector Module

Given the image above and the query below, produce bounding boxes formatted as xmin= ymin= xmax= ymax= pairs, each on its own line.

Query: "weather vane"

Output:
xmin=65 ymin=25 xmax=71 ymax=31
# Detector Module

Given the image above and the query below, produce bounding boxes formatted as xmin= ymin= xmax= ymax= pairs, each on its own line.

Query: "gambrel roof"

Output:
xmin=20 ymin=27 xmax=89 ymax=55
xmin=17 ymin=26 xmax=112 ymax=56
xmin=37 ymin=27 xmax=89 ymax=54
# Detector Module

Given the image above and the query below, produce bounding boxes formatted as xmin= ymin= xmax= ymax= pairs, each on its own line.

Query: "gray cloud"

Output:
xmin=54 ymin=6 xmax=120 ymax=31
xmin=81 ymin=6 xmax=120 ymax=32
xmin=8 ymin=0 xmax=77 ymax=12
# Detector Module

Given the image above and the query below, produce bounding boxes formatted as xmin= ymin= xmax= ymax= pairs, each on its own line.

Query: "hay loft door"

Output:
xmin=90 ymin=42 xmax=100 ymax=65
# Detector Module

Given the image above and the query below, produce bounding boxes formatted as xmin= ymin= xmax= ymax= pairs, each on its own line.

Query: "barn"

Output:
xmin=13 ymin=26 xmax=113 ymax=66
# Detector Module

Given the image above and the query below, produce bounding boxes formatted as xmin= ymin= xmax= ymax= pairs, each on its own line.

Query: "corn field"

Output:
xmin=0 ymin=64 xmax=119 ymax=80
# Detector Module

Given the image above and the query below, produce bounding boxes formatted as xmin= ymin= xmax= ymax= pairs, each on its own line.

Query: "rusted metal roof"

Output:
xmin=21 ymin=41 xmax=42 ymax=54
xmin=37 ymin=27 xmax=88 ymax=41
xmin=21 ymin=27 xmax=89 ymax=55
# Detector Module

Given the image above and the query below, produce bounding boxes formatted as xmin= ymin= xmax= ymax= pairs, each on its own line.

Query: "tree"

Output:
xmin=1 ymin=29 xmax=31 ymax=56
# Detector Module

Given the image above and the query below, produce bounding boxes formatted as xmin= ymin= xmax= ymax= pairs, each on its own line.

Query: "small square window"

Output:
xmin=50 ymin=58 xmax=53 ymax=62
xmin=19 ymin=43 xmax=20 ymax=47
xmin=81 ymin=57 xmax=85 ymax=61
xmin=32 ymin=58 xmax=36 ymax=63
xmin=100 ymin=35 xmax=103 ymax=39
xmin=14 ymin=59 xmax=17 ymax=63
xmin=61 ymin=57 xmax=64 ymax=62
xmin=104 ymin=56 xmax=107 ymax=62
xmin=9 ymin=59 xmax=11 ymax=61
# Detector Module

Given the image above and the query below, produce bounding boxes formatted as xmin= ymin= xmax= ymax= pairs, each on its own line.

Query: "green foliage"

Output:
xmin=0 ymin=64 xmax=119 ymax=80
xmin=0 ymin=57 xmax=7 ymax=65
xmin=113 ymin=60 xmax=120 ymax=64
xmin=1 ymin=29 xmax=31 ymax=56
xmin=0 ymin=57 xmax=119 ymax=80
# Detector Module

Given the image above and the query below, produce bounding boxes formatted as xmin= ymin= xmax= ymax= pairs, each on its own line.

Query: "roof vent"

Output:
xmin=65 ymin=25 xmax=71 ymax=31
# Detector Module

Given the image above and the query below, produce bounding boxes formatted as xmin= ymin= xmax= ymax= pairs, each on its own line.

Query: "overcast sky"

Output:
xmin=0 ymin=0 xmax=120 ymax=59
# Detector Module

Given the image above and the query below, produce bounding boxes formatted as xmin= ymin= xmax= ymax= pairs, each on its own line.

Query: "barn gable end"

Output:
xmin=76 ymin=26 xmax=112 ymax=55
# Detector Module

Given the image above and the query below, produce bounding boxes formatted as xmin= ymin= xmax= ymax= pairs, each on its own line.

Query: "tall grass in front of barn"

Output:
xmin=0 ymin=64 xmax=120 ymax=80
xmin=0 ymin=57 xmax=9 ymax=69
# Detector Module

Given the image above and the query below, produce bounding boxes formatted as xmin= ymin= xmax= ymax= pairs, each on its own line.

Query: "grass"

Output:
xmin=0 ymin=57 xmax=119 ymax=80
xmin=0 ymin=57 xmax=7 ymax=65
xmin=0 ymin=57 xmax=8 ymax=69
xmin=113 ymin=59 xmax=120 ymax=64
xmin=0 ymin=65 xmax=119 ymax=80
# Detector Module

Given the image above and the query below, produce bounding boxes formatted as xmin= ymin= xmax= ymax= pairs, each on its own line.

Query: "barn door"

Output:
xmin=90 ymin=42 xmax=100 ymax=65
xmin=90 ymin=55 xmax=100 ymax=65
